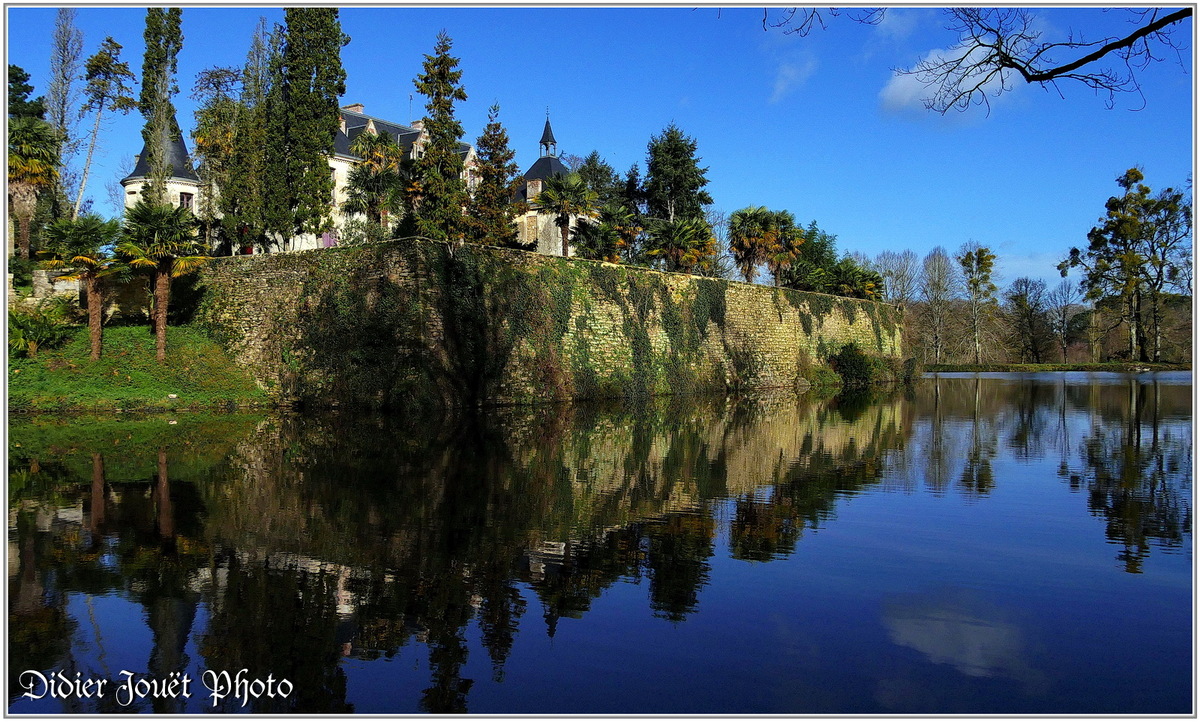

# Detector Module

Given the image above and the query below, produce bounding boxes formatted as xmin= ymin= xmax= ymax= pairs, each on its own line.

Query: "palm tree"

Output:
xmin=572 ymin=219 xmax=621 ymax=263
xmin=728 ymin=206 xmax=772 ymax=283
xmin=534 ymin=173 xmax=598 ymax=257
xmin=647 ymin=216 xmax=717 ymax=274
xmin=40 ymin=214 xmax=127 ymax=360
xmin=343 ymin=131 xmax=408 ymax=228
xmin=763 ymin=210 xmax=803 ymax=286
xmin=118 ymin=200 xmax=209 ymax=362
xmin=8 ymin=116 xmax=61 ymax=259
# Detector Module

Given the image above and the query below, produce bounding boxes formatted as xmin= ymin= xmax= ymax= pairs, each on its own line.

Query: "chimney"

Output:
xmin=341 ymin=103 xmax=364 ymax=114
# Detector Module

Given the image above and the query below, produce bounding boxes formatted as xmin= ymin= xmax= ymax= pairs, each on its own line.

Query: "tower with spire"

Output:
xmin=515 ymin=113 xmax=578 ymax=256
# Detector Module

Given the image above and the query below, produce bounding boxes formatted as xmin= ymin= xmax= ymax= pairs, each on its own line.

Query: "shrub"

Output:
xmin=9 ymin=300 xmax=76 ymax=358
xmin=829 ymin=342 xmax=875 ymax=388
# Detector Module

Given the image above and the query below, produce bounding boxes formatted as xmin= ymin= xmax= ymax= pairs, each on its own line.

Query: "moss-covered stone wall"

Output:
xmin=195 ymin=241 xmax=904 ymax=409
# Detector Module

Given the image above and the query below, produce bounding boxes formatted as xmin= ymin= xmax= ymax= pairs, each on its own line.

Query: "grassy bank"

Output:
xmin=925 ymin=362 xmax=1191 ymax=373
xmin=8 ymin=325 xmax=271 ymax=412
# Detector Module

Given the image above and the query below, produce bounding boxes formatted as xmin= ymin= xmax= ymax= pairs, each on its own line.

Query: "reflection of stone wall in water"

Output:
xmin=196 ymin=394 xmax=908 ymax=567
xmin=195 ymin=241 xmax=904 ymax=409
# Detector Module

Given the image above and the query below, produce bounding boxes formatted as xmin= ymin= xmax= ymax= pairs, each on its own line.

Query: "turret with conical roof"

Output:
xmin=120 ymin=113 xmax=201 ymax=210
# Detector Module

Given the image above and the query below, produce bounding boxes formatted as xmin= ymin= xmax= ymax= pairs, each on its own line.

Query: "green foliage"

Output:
xmin=200 ymin=19 xmax=281 ymax=253
xmin=8 ymin=115 xmax=62 ymax=259
xmin=264 ymin=9 xmax=348 ymax=239
xmin=7 ymin=324 xmax=268 ymax=411
xmin=644 ymin=123 xmax=712 ymax=223
xmin=342 ymin=128 xmax=410 ymax=230
xmin=139 ymin=8 xmax=183 ymax=204
xmin=464 ymin=103 xmax=524 ymax=248
xmin=536 ymin=172 xmax=598 ymax=256
xmin=413 ymin=31 xmax=469 ymax=242
xmin=575 ymin=151 xmax=623 ymax=206
xmin=9 ymin=300 xmax=76 ymax=358
xmin=8 ymin=63 xmax=45 ymax=118
xmin=645 ymin=216 xmax=717 ymax=274
xmin=76 ymin=37 xmax=137 ymax=216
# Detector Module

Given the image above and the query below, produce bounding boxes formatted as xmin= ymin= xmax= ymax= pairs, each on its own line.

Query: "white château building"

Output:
xmin=122 ymin=105 xmax=581 ymax=256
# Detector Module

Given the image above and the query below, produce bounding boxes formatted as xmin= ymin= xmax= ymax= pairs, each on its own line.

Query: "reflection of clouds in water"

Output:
xmin=883 ymin=588 xmax=1044 ymax=686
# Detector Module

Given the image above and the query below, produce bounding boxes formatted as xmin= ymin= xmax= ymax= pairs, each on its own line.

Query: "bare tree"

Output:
xmin=47 ymin=8 xmax=85 ymax=211
xmin=1047 ymin=278 xmax=1080 ymax=363
xmin=765 ymin=7 xmax=1193 ymax=113
xmin=106 ymin=154 xmax=135 ymax=216
xmin=875 ymin=249 xmax=919 ymax=307
xmin=918 ymin=246 xmax=957 ymax=364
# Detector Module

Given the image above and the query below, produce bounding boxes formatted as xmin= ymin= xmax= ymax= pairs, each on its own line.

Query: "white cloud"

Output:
xmin=874 ymin=8 xmax=919 ymax=43
xmin=770 ymin=56 xmax=817 ymax=104
xmin=879 ymin=44 xmax=1021 ymax=119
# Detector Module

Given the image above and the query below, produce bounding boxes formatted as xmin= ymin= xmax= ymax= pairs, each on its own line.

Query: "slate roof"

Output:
xmin=335 ymin=109 xmax=471 ymax=160
xmin=515 ymin=154 xmax=569 ymax=203
xmin=539 ymin=118 xmax=557 ymax=147
xmin=121 ymin=131 xmax=200 ymax=184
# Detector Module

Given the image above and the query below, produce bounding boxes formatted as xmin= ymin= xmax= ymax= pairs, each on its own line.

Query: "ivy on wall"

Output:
xmin=195 ymin=240 xmax=906 ymax=409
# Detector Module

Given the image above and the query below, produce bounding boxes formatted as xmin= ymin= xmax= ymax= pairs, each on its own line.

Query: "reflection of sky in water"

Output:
xmin=884 ymin=589 xmax=1031 ymax=679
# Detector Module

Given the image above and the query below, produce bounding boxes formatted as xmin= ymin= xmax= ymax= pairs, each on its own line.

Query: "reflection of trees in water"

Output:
xmin=12 ymin=376 xmax=1184 ymax=712
xmin=1064 ymin=380 xmax=1192 ymax=573
xmin=9 ymin=393 xmax=906 ymax=712
xmin=912 ymin=375 xmax=1192 ymax=571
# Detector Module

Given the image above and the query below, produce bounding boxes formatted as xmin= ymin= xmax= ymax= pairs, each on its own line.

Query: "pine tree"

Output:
xmin=8 ymin=64 xmax=46 ymax=119
xmin=645 ymin=123 xmax=712 ymax=223
xmin=576 ymin=151 xmax=621 ymax=206
xmin=464 ymin=104 xmax=522 ymax=247
xmin=413 ymin=31 xmax=469 ymax=242
xmin=263 ymin=9 xmax=347 ymax=244
xmin=139 ymin=7 xmax=183 ymax=205
xmin=76 ymin=37 xmax=137 ymax=217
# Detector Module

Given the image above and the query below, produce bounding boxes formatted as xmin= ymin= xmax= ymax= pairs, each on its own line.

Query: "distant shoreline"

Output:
xmin=923 ymin=362 xmax=1191 ymax=373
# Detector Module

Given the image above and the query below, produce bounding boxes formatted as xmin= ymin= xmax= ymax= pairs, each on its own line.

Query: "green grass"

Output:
xmin=8 ymin=324 xmax=271 ymax=412
xmin=925 ymin=362 xmax=1191 ymax=373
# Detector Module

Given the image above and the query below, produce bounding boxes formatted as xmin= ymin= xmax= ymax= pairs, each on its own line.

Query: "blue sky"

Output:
xmin=6 ymin=6 xmax=1194 ymax=287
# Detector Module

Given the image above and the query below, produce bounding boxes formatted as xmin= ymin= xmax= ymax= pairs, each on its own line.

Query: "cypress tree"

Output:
xmin=413 ymin=31 xmax=469 ymax=242
xmin=464 ymin=103 xmax=522 ymax=247
xmin=263 ymin=9 xmax=348 ymax=245
xmin=139 ymin=7 xmax=183 ymax=205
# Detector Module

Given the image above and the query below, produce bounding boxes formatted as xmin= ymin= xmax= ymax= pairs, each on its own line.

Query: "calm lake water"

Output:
xmin=7 ymin=372 xmax=1192 ymax=714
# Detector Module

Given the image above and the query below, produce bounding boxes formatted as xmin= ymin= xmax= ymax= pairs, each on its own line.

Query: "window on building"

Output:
xmin=179 ymin=192 xmax=194 ymax=210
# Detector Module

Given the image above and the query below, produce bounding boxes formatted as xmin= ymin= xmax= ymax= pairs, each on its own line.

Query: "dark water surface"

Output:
xmin=7 ymin=372 xmax=1192 ymax=714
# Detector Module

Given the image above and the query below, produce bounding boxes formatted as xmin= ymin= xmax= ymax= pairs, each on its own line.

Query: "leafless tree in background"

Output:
xmin=764 ymin=7 xmax=1193 ymax=114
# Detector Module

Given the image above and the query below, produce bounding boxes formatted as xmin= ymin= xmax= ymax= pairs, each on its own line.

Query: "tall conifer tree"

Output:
xmin=413 ymin=31 xmax=469 ymax=242
xmin=645 ymin=123 xmax=712 ymax=223
xmin=263 ymin=9 xmax=347 ymax=244
xmin=464 ymin=104 xmax=522 ymax=247
xmin=139 ymin=7 xmax=183 ymax=205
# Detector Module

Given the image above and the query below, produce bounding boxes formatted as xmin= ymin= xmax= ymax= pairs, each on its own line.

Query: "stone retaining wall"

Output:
xmin=196 ymin=241 xmax=904 ymax=409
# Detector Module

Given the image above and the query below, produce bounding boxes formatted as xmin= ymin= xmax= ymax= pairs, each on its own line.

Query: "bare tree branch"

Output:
xmin=765 ymin=7 xmax=1193 ymax=114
